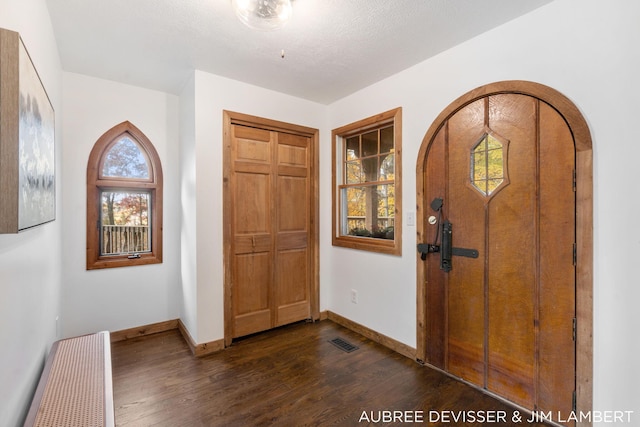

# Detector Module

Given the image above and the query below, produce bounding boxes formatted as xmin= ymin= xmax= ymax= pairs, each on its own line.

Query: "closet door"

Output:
xmin=274 ymin=133 xmax=311 ymax=327
xmin=230 ymin=125 xmax=274 ymax=337
xmin=228 ymin=123 xmax=311 ymax=338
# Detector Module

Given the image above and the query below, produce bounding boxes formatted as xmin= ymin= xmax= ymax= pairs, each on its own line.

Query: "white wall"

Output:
xmin=0 ymin=0 xmax=63 ymax=424
xmin=179 ymin=71 xmax=327 ymax=343
xmin=179 ymin=74 xmax=199 ymax=339
xmin=2 ymin=0 xmax=638 ymax=424
xmin=60 ymin=72 xmax=182 ymax=337
xmin=324 ymin=0 xmax=640 ymax=422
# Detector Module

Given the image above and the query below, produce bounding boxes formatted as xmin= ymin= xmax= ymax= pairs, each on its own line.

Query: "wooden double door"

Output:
xmin=224 ymin=112 xmax=318 ymax=343
xmin=420 ymin=91 xmax=577 ymax=421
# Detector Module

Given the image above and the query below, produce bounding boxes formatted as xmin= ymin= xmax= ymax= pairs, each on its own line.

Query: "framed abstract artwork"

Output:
xmin=0 ymin=28 xmax=55 ymax=233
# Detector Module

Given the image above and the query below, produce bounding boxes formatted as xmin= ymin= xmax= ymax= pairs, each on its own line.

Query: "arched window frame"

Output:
xmin=86 ymin=121 xmax=163 ymax=270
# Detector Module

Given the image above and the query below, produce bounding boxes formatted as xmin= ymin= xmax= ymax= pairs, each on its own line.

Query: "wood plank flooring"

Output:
xmin=111 ymin=320 xmax=550 ymax=426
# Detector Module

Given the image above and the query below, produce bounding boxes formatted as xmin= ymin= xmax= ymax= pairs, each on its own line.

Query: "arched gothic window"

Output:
xmin=86 ymin=121 xmax=163 ymax=269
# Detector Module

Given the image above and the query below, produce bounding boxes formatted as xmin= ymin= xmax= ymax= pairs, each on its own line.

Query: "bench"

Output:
xmin=24 ymin=331 xmax=115 ymax=427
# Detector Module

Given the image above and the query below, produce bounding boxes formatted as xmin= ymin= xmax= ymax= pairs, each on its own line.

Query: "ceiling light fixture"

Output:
xmin=231 ymin=0 xmax=293 ymax=31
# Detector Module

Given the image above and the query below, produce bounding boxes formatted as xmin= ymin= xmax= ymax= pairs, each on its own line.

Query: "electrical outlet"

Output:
xmin=350 ymin=289 xmax=358 ymax=304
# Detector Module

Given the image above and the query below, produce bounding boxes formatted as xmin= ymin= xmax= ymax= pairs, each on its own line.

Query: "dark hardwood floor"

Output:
xmin=111 ymin=320 xmax=549 ymax=426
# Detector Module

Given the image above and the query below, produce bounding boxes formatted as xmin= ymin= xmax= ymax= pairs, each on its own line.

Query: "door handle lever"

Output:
xmin=417 ymin=220 xmax=478 ymax=271
xmin=417 ymin=243 xmax=439 ymax=260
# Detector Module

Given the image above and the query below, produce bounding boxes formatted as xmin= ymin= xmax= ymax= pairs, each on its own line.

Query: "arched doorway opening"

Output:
xmin=415 ymin=81 xmax=592 ymax=423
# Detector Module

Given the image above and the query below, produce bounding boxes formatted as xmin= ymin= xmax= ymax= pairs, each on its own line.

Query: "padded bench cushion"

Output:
xmin=24 ymin=331 xmax=114 ymax=427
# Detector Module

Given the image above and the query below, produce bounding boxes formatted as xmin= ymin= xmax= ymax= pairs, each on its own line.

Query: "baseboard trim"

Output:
xmin=110 ymin=313 xmax=414 ymax=361
xmin=110 ymin=319 xmax=178 ymax=342
xmin=177 ymin=319 xmax=224 ymax=357
xmin=325 ymin=311 xmax=416 ymax=360
xmin=110 ymin=319 xmax=224 ymax=357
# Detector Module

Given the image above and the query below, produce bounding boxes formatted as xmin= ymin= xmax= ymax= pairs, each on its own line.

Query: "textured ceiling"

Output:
xmin=46 ymin=0 xmax=553 ymax=104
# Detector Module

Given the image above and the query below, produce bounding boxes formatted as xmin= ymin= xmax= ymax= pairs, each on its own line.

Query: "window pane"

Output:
xmin=380 ymin=126 xmax=393 ymax=154
xmin=487 ymin=178 xmax=503 ymax=195
xmin=487 ymin=134 xmax=501 ymax=150
xmin=380 ymin=153 xmax=394 ymax=180
xmin=102 ymin=136 xmax=150 ymax=179
xmin=343 ymin=186 xmax=365 ymax=233
xmin=346 ymin=160 xmax=363 ymax=184
xmin=346 ymin=136 xmax=360 ymax=160
xmin=472 ymin=150 xmax=487 ymax=180
xmin=362 ymin=157 xmax=380 ymax=182
xmin=361 ymin=130 xmax=378 ymax=157
xmin=100 ymin=190 xmax=151 ymax=255
xmin=487 ymin=148 xmax=504 ymax=179
xmin=341 ymin=184 xmax=395 ymax=240
xmin=376 ymin=183 xmax=395 ymax=221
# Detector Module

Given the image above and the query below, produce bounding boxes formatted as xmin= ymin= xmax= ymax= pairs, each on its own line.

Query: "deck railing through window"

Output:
xmin=101 ymin=225 xmax=150 ymax=255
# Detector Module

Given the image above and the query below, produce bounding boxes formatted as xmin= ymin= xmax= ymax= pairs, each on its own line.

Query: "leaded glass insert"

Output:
xmin=470 ymin=132 xmax=507 ymax=196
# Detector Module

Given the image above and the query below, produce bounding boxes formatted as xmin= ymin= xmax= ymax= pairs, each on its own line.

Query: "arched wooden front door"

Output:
xmin=416 ymin=81 xmax=593 ymax=424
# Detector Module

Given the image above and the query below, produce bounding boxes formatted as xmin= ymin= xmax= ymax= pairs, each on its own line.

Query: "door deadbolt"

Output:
xmin=428 ymin=215 xmax=437 ymax=225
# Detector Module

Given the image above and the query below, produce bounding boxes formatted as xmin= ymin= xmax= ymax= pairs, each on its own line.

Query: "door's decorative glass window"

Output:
xmin=470 ymin=130 xmax=509 ymax=198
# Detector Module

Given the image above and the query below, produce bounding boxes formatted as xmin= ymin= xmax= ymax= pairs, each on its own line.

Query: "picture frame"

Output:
xmin=0 ymin=28 xmax=55 ymax=233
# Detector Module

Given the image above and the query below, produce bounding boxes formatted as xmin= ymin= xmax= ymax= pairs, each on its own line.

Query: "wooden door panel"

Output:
xmin=487 ymin=353 xmax=534 ymax=407
xmin=277 ymin=232 xmax=307 ymax=250
xmin=234 ymin=255 xmax=271 ymax=309
xmin=275 ymin=249 xmax=308 ymax=303
xmin=278 ymin=165 xmax=308 ymax=178
xmin=234 ymin=162 xmax=271 ymax=175
xmin=230 ymin=126 xmax=275 ymax=338
xmin=233 ymin=252 xmax=272 ymax=336
xmin=424 ymin=93 xmax=576 ymax=421
xmin=234 ymin=234 xmax=271 ymax=254
xmin=424 ymin=127 xmax=447 ymax=368
xmin=234 ymin=310 xmax=271 ymax=338
xmin=447 ymin=338 xmax=485 ymax=386
xmin=234 ymin=172 xmax=271 ymax=234
xmin=275 ymin=248 xmax=310 ymax=326
xmin=278 ymin=136 xmax=308 ymax=179
xmin=278 ymin=132 xmax=309 ymax=148
xmin=278 ymin=139 xmax=308 ymax=166
xmin=538 ymin=101 xmax=576 ymax=415
xmin=275 ymin=133 xmax=310 ymax=328
xmin=486 ymin=95 xmax=537 ymax=407
xmin=236 ymin=140 xmax=270 ymax=163
xmin=234 ymin=126 xmax=271 ymax=159
xmin=278 ymin=176 xmax=308 ymax=232
xmin=446 ymin=99 xmax=486 ymax=386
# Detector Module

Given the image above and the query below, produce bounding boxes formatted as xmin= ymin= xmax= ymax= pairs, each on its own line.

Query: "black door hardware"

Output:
xmin=417 ymin=198 xmax=479 ymax=272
